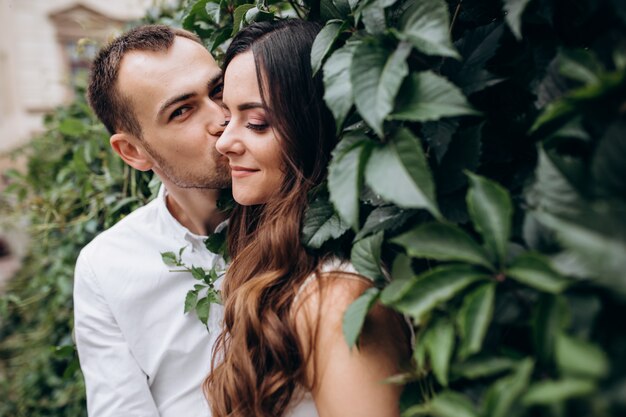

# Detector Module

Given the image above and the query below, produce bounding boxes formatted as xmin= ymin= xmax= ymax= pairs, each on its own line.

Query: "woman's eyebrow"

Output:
xmin=237 ymin=102 xmax=263 ymax=111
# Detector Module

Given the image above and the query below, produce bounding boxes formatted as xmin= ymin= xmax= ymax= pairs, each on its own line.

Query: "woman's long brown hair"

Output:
xmin=203 ymin=20 xmax=337 ymax=417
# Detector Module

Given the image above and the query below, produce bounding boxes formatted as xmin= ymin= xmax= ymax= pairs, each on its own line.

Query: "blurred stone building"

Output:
xmin=0 ymin=0 xmax=153 ymax=155
xmin=0 ymin=0 xmax=155 ymax=285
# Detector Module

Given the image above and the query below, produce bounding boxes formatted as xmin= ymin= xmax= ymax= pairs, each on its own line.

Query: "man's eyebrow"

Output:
xmin=207 ymin=72 xmax=223 ymax=88
xmin=157 ymin=93 xmax=196 ymax=120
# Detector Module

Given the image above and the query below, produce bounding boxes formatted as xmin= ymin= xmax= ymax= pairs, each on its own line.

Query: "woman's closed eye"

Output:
xmin=246 ymin=118 xmax=269 ymax=131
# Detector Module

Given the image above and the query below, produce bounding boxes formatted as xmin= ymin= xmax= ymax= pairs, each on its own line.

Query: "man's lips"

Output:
xmin=230 ymin=165 xmax=259 ymax=178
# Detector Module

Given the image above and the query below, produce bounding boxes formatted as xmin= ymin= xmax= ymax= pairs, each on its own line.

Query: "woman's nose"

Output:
xmin=215 ymin=121 xmax=238 ymax=156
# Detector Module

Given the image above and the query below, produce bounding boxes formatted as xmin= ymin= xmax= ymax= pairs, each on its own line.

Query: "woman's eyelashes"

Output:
xmin=246 ymin=121 xmax=269 ymax=131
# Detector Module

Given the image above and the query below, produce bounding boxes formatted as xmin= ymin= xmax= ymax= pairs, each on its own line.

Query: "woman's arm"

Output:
xmin=293 ymin=274 xmax=410 ymax=417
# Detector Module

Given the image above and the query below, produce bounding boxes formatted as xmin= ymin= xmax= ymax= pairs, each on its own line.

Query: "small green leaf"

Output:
xmin=184 ymin=290 xmax=199 ymax=314
xmin=323 ymin=42 xmax=358 ymax=132
xmin=466 ymin=173 xmax=513 ymax=267
xmin=342 ymin=287 xmax=380 ymax=349
xmin=351 ymin=231 xmax=384 ymax=282
xmin=59 ymin=118 xmax=88 ymax=137
xmin=365 ymin=128 xmax=440 ymax=217
xmin=191 ymin=266 xmax=206 ymax=281
xmin=424 ymin=318 xmax=455 ymax=386
xmin=483 ymin=359 xmax=534 ymax=417
xmin=507 ymin=253 xmax=570 ymax=293
xmin=451 ymin=357 xmax=518 ymax=380
xmin=457 ymin=283 xmax=495 ymax=359
xmin=392 ymin=222 xmax=493 ymax=270
xmin=205 ymin=231 xmax=226 ymax=254
xmin=328 ymin=134 xmax=371 ymax=229
xmin=161 ymin=251 xmax=178 ymax=266
xmin=558 ymin=49 xmax=603 ymax=84
xmin=503 ymin=0 xmax=531 ymax=40
xmin=352 ymin=40 xmax=412 ymax=137
xmin=556 ymin=333 xmax=609 ymax=379
xmin=195 ymin=297 xmax=211 ymax=325
xmin=400 ymin=0 xmax=460 ymax=59
xmin=231 ymin=4 xmax=255 ymax=36
xmin=311 ymin=21 xmax=344 ymax=76
xmin=355 ymin=205 xmax=412 ymax=240
xmin=429 ymin=390 xmax=479 ymax=417
xmin=380 ymin=253 xmax=414 ymax=304
xmin=390 ymin=265 xmax=487 ymax=323
xmin=522 ymin=378 xmax=596 ymax=405
xmin=532 ymin=295 xmax=567 ymax=366
xmin=302 ymin=194 xmax=349 ymax=249
xmin=392 ymin=72 xmax=479 ymax=122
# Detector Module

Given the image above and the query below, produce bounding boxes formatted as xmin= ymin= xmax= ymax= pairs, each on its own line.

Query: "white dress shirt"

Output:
xmin=74 ymin=186 xmax=226 ymax=417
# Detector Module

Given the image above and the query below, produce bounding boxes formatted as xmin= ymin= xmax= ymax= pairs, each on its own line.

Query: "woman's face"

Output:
xmin=216 ymin=51 xmax=284 ymax=206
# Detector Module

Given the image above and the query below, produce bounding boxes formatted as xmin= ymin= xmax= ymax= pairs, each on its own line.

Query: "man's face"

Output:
xmin=116 ymin=36 xmax=230 ymax=189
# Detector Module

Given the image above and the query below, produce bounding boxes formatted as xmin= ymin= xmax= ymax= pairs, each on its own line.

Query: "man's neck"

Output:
xmin=163 ymin=184 xmax=227 ymax=236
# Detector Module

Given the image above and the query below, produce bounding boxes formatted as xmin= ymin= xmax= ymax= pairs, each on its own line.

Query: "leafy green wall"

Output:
xmin=1 ymin=0 xmax=625 ymax=416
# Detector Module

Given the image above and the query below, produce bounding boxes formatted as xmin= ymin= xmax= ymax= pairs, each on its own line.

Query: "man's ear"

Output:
xmin=110 ymin=133 xmax=153 ymax=171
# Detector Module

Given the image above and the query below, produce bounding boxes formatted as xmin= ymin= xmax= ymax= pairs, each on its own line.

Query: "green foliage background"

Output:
xmin=1 ymin=0 xmax=625 ymax=416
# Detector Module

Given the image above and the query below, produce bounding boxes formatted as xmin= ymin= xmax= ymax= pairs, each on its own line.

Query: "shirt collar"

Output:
xmin=156 ymin=185 xmax=228 ymax=252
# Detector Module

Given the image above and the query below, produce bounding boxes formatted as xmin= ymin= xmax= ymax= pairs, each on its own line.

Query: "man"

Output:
xmin=74 ymin=25 xmax=230 ymax=417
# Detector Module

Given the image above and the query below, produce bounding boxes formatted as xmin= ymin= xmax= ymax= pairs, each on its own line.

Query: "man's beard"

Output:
xmin=144 ymin=143 xmax=231 ymax=190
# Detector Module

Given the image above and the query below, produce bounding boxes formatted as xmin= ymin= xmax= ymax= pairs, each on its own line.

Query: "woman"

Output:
xmin=206 ymin=19 xmax=409 ymax=417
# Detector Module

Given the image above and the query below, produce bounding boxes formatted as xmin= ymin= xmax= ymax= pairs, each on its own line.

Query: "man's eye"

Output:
xmin=170 ymin=106 xmax=191 ymax=121
xmin=210 ymin=84 xmax=224 ymax=99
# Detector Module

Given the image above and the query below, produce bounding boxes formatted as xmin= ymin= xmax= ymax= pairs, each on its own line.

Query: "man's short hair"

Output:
xmin=87 ymin=24 xmax=202 ymax=138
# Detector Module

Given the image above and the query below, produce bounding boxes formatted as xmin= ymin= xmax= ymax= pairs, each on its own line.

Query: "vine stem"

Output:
xmin=450 ymin=0 xmax=463 ymax=35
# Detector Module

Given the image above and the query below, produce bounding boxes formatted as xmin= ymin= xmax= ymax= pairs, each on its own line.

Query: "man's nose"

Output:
xmin=206 ymin=99 xmax=226 ymax=137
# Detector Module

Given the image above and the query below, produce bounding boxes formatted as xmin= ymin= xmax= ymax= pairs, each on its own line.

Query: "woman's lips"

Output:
xmin=230 ymin=165 xmax=259 ymax=178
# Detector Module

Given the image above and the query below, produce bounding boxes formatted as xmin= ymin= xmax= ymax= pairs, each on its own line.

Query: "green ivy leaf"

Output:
xmin=424 ymin=318 xmax=455 ymax=386
xmin=429 ymin=390 xmax=479 ymax=417
xmin=558 ymin=49 xmax=603 ymax=84
xmin=507 ymin=253 xmax=570 ymax=293
xmin=556 ymin=332 xmax=609 ymax=379
xmin=323 ymin=42 xmax=358 ymax=132
xmin=390 ymin=265 xmax=487 ymax=323
xmin=400 ymin=0 xmax=460 ymax=59
xmin=183 ymin=0 xmax=210 ymax=31
xmin=392 ymin=222 xmax=494 ymax=270
xmin=535 ymin=212 xmax=626 ymax=295
xmin=532 ymin=295 xmax=567 ymax=366
xmin=195 ymin=297 xmax=211 ymax=325
xmin=522 ymin=378 xmax=596 ymax=405
xmin=392 ymin=72 xmax=479 ymax=122
xmin=190 ymin=266 xmax=206 ymax=281
xmin=380 ymin=253 xmax=414 ymax=304
xmin=352 ymin=40 xmax=411 ymax=137
xmin=161 ymin=251 xmax=178 ymax=267
xmin=342 ymin=287 xmax=380 ymax=349
xmin=457 ymin=282 xmax=495 ymax=359
xmin=483 ymin=359 xmax=534 ymax=417
xmin=364 ymin=128 xmax=441 ymax=218
xmin=361 ymin=0 xmax=396 ymax=34
xmin=451 ymin=357 xmax=518 ymax=380
xmin=591 ymin=120 xmax=626 ymax=197
xmin=184 ymin=290 xmax=199 ymax=314
xmin=328 ymin=133 xmax=372 ymax=229
xmin=302 ymin=194 xmax=349 ymax=249
xmin=503 ymin=0 xmax=531 ymax=40
xmin=351 ymin=231 xmax=384 ymax=282
xmin=59 ymin=118 xmax=88 ymax=137
xmin=231 ymin=4 xmax=255 ymax=36
xmin=466 ymin=173 xmax=513 ymax=267
xmin=311 ymin=21 xmax=344 ymax=76
xmin=355 ymin=205 xmax=412 ymax=240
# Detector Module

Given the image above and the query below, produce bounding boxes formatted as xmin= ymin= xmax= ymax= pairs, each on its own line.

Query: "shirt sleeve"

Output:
xmin=73 ymin=251 xmax=160 ymax=417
